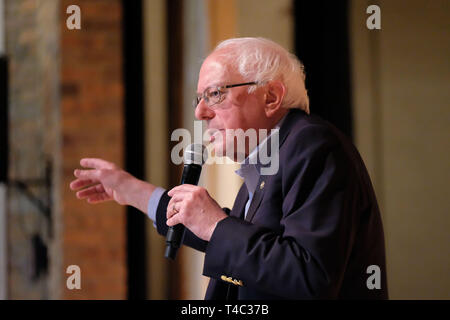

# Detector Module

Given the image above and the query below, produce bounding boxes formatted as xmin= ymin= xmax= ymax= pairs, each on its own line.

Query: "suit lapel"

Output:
xmin=244 ymin=109 xmax=306 ymax=222
xmin=245 ymin=176 xmax=266 ymax=222
xmin=230 ymin=184 xmax=249 ymax=219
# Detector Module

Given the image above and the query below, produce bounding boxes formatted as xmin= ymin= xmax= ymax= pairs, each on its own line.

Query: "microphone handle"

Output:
xmin=165 ymin=164 xmax=202 ymax=260
xmin=164 ymin=224 xmax=185 ymax=260
xmin=180 ymin=164 xmax=202 ymax=185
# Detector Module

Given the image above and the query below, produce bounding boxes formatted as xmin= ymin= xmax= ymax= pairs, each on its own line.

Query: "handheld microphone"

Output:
xmin=165 ymin=143 xmax=207 ymax=260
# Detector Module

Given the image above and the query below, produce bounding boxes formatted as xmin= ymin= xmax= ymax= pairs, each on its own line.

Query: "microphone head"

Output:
xmin=184 ymin=143 xmax=207 ymax=166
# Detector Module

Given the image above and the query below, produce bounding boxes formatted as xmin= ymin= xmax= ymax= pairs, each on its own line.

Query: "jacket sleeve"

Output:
xmin=202 ymin=125 xmax=360 ymax=299
xmin=155 ymin=190 xmax=232 ymax=253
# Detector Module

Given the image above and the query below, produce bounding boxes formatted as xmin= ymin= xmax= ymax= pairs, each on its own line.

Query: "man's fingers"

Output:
xmin=167 ymin=192 xmax=192 ymax=219
xmin=166 ymin=214 xmax=182 ymax=227
xmin=167 ymin=198 xmax=180 ymax=220
xmin=80 ymin=158 xmax=116 ymax=170
xmin=70 ymin=178 xmax=96 ymax=190
xmin=168 ymin=192 xmax=189 ymax=204
xmin=166 ymin=203 xmax=180 ymax=220
xmin=74 ymin=169 xmax=101 ymax=180
xmin=71 ymin=159 xmax=117 ymax=204
xmin=76 ymin=184 xmax=105 ymax=199
xmin=167 ymin=184 xmax=197 ymax=196
xmin=86 ymin=193 xmax=110 ymax=204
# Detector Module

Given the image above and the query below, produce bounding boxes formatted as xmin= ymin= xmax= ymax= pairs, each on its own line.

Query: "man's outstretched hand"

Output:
xmin=70 ymin=158 xmax=155 ymax=213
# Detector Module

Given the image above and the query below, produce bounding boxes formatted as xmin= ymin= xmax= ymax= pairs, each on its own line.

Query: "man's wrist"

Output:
xmin=124 ymin=178 xmax=156 ymax=213
xmin=205 ymin=214 xmax=228 ymax=241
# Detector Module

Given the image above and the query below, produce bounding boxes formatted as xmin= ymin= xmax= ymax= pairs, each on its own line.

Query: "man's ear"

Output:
xmin=264 ymin=81 xmax=286 ymax=118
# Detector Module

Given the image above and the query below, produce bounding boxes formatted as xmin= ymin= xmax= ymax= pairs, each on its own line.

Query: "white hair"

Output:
xmin=213 ymin=37 xmax=310 ymax=114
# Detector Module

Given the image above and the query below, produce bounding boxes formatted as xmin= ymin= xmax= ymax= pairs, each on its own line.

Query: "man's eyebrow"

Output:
xmin=196 ymin=83 xmax=223 ymax=95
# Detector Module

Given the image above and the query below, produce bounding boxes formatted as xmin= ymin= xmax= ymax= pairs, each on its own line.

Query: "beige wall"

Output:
xmin=350 ymin=0 xmax=450 ymax=299
xmin=143 ymin=0 xmax=169 ymax=299
xmin=236 ymin=0 xmax=294 ymax=51
xmin=179 ymin=0 xmax=211 ymax=300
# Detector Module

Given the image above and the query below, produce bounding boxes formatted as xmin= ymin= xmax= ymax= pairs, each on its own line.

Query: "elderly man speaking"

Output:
xmin=70 ymin=37 xmax=388 ymax=300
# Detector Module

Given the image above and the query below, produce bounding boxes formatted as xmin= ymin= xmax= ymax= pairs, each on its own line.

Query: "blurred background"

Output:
xmin=0 ymin=0 xmax=448 ymax=299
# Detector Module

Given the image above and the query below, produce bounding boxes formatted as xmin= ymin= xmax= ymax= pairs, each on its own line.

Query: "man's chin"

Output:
xmin=210 ymin=142 xmax=226 ymax=158
xmin=211 ymin=145 xmax=244 ymax=163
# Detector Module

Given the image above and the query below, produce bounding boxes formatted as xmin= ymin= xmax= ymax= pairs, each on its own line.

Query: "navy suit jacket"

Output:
xmin=155 ymin=109 xmax=388 ymax=299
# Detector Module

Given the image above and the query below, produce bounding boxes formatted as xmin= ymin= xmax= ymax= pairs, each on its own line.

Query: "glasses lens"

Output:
xmin=205 ymin=87 xmax=222 ymax=106
xmin=193 ymin=96 xmax=200 ymax=108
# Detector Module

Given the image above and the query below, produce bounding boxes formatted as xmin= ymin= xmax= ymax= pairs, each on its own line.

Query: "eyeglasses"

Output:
xmin=193 ymin=82 xmax=259 ymax=109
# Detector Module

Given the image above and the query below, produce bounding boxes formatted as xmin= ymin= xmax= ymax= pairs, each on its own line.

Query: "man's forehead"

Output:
xmin=197 ymin=55 xmax=239 ymax=91
xmin=199 ymin=59 xmax=225 ymax=78
xmin=198 ymin=59 xmax=226 ymax=85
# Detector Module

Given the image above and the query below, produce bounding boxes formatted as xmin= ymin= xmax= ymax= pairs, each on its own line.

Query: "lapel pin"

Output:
xmin=260 ymin=181 xmax=265 ymax=189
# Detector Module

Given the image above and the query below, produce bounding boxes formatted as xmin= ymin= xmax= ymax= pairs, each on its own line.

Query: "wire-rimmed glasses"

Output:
xmin=193 ymin=82 xmax=259 ymax=109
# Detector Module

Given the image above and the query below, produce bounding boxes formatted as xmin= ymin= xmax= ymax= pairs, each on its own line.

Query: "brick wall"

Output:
xmin=5 ymin=0 xmax=128 ymax=299
xmin=60 ymin=0 xmax=126 ymax=299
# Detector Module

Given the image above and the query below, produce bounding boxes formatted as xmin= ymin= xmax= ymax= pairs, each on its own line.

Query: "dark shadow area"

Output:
xmin=122 ymin=0 xmax=147 ymax=299
xmin=294 ymin=0 xmax=353 ymax=139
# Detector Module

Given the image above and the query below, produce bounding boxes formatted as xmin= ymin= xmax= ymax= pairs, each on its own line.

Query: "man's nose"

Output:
xmin=195 ymin=100 xmax=215 ymax=120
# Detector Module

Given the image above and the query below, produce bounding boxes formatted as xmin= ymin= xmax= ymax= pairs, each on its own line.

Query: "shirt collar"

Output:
xmin=235 ymin=114 xmax=286 ymax=195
